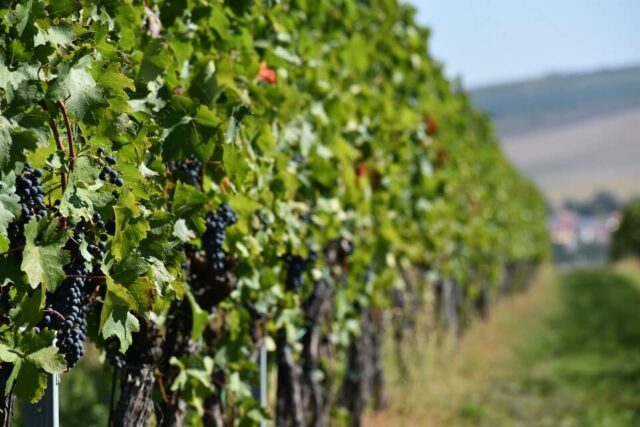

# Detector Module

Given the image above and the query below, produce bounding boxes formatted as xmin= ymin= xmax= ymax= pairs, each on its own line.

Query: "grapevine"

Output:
xmin=0 ymin=1 xmax=550 ymax=426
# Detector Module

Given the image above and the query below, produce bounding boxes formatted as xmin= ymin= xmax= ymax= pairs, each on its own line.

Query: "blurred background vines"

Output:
xmin=0 ymin=0 xmax=548 ymax=426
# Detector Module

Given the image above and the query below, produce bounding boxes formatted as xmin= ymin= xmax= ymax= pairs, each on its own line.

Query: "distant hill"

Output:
xmin=471 ymin=66 xmax=640 ymax=205
xmin=471 ymin=65 xmax=640 ymax=137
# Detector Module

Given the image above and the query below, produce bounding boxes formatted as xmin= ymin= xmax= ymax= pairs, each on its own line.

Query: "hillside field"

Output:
xmin=502 ymin=108 xmax=640 ymax=204
xmin=471 ymin=66 xmax=640 ymax=204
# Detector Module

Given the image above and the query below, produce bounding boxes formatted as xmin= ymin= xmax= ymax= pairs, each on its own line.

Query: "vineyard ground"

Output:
xmin=365 ymin=261 xmax=640 ymax=426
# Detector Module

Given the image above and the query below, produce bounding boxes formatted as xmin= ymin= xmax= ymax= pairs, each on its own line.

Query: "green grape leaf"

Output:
xmin=25 ymin=346 xmax=67 ymax=374
xmin=0 ymin=60 xmax=39 ymax=104
xmin=60 ymin=184 xmax=114 ymax=222
xmin=10 ymin=0 xmax=46 ymax=38
xmin=171 ymin=181 xmax=207 ymax=218
xmin=0 ymin=116 xmax=39 ymax=173
xmin=34 ymin=24 xmax=74 ymax=48
xmin=0 ymin=235 xmax=9 ymax=253
xmin=21 ymin=218 xmax=70 ymax=291
xmin=100 ymin=278 xmax=142 ymax=352
xmin=9 ymin=285 xmax=44 ymax=327
xmin=160 ymin=99 xmax=221 ymax=162
xmin=0 ymin=175 xmax=20 ymax=235
xmin=110 ymin=253 xmax=151 ymax=285
xmin=48 ymin=55 xmax=107 ymax=121
xmin=172 ymin=219 xmax=193 ymax=242
xmin=12 ymin=360 xmax=47 ymax=402
xmin=94 ymin=62 xmax=135 ymax=99
xmin=186 ymin=291 xmax=208 ymax=341
xmin=46 ymin=0 xmax=82 ymax=17
xmin=112 ymin=189 xmax=150 ymax=261
xmin=1 ymin=330 xmax=66 ymax=401
xmin=101 ymin=303 xmax=140 ymax=353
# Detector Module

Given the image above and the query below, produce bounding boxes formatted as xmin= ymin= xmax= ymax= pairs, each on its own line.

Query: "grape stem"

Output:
xmin=43 ymin=308 xmax=65 ymax=321
xmin=57 ymin=100 xmax=76 ymax=172
xmin=0 ymin=246 xmax=25 ymax=256
xmin=39 ymin=101 xmax=68 ymax=193
xmin=154 ymin=370 xmax=170 ymax=403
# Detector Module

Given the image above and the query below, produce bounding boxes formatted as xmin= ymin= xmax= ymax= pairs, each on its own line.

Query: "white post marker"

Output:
xmin=259 ymin=345 xmax=267 ymax=427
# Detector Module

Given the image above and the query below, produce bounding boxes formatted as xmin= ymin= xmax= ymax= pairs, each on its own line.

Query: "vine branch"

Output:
xmin=39 ymin=101 xmax=67 ymax=192
xmin=56 ymin=100 xmax=76 ymax=172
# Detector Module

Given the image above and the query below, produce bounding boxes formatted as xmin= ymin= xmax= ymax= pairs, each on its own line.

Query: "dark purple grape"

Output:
xmin=202 ymin=204 xmax=238 ymax=276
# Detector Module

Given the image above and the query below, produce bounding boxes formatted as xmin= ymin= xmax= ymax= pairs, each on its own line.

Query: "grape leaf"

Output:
xmin=112 ymin=189 xmax=150 ymax=261
xmin=48 ymin=55 xmax=107 ymax=121
xmin=21 ymin=218 xmax=70 ymax=291
xmin=172 ymin=219 xmax=193 ymax=242
xmin=100 ymin=287 xmax=140 ymax=353
xmin=171 ymin=181 xmax=207 ymax=218
xmin=187 ymin=291 xmax=208 ymax=341
xmin=0 ymin=116 xmax=39 ymax=173
xmin=60 ymin=184 xmax=114 ymax=222
xmin=160 ymin=99 xmax=221 ymax=162
xmin=0 ymin=60 xmax=39 ymax=104
xmin=0 ymin=330 xmax=66 ymax=401
xmin=9 ymin=285 xmax=44 ymax=327
xmin=13 ymin=360 xmax=48 ymax=402
xmin=0 ymin=174 xmax=20 ymax=235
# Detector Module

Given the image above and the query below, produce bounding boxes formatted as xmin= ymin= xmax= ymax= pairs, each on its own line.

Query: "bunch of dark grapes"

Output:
xmin=104 ymin=338 xmax=125 ymax=369
xmin=283 ymin=249 xmax=317 ymax=292
xmin=168 ymin=154 xmax=202 ymax=188
xmin=88 ymin=213 xmax=108 ymax=263
xmin=328 ymin=237 xmax=355 ymax=265
xmin=16 ymin=164 xmax=46 ymax=220
xmin=41 ymin=216 xmax=108 ymax=368
xmin=42 ymin=255 xmax=89 ymax=367
xmin=97 ymin=148 xmax=123 ymax=187
xmin=202 ymin=204 xmax=238 ymax=275
xmin=8 ymin=163 xmax=46 ymax=247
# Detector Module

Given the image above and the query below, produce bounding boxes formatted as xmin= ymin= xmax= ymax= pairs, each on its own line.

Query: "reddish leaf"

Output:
xmin=256 ymin=62 xmax=277 ymax=84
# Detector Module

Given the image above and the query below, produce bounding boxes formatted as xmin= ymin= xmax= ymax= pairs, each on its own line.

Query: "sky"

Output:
xmin=408 ymin=0 xmax=640 ymax=88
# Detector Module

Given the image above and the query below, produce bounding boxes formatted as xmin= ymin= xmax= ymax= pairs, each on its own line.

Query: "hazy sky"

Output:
xmin=409 ymin=0 xmax=640 ymax=88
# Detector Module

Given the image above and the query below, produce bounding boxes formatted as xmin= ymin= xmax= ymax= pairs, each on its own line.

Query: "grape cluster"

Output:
xmin=41 ymin=216 xmax=108 ymax=368
xmin=104 ymin=338 xmax=125 ymax=369
xmin=43 ymin=256 xmax=89 ymax=367
xmin=283 ymin=249 xmax=317 ymax=292
xmin=202 ymin=204 xmax=238 ymax=274
xmin=333 ymin=237 xmax=355 ymax=264
xmin=16 ymin=163 xmax=46 ymax=220
xmin=97 ymin=148 xmax=123 ymax=187
xmin=168 ymin=154 xmax=202 ymax=187
xmin=88 ymin=213 xmax=108 ymax=260
xmin=8 ymin=163 xmax=47 ymax=247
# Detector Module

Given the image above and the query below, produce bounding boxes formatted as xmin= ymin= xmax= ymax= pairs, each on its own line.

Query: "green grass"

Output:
xmin=489 ymin=269 xmax=640 ymax=426
xmin=367 ymin=265 xmax=640 ymax=426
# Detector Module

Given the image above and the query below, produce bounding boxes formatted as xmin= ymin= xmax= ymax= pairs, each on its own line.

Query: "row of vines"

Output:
xmin=0 ymin=0 xmax=549 ymax=426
